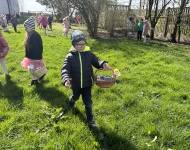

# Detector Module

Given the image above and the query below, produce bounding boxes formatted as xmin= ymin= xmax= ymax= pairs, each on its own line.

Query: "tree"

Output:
xmin=129 ymin=0 xmax=132 ymax=8
xmin=36 ymin=0 xmax=75 ymax=22
xmin=171 ymin=0 xmax=190 ymax=43
xmin=146 ymin=0 xmax=172 ymax=40
xmin=67 ymin=0 xmax=114 ymax=38
xmin=37 ymin=0 xmax=115 ymax=38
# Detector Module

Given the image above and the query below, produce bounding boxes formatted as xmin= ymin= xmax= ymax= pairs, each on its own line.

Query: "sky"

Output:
xmin=21 ymin=0 xmax=47 ymax=12
xmin=20 ymin=0 xmax=137 ymax=12
xmin=19 ymin=0 xmax=187 ymax=13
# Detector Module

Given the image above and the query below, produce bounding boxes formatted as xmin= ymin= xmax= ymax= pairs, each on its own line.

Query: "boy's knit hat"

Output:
xmin=71 ymin=30 xmax=86 ymax=46
xmin=24 ymin=16 xmax=35 ymax=30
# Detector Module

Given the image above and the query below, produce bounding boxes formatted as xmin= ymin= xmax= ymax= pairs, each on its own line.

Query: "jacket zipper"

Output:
xmin=78 ymin=52 xmax=83 ymax=88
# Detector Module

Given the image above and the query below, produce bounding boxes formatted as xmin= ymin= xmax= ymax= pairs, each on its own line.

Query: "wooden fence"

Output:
xmin=153 ymin=7 xmax=190 ymax=42
xmin=100 ymin=5 xmax=190 ymax=42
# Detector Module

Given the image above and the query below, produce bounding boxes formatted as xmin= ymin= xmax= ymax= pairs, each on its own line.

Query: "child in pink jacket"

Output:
xmin=40 ymin=14 xmax=48 ymax=36
xmin=0 ymin=31 xmax=9 ymax=75
xmin=143 ymin=20 xmax=149 ymax=42
xmin=63 ymin=16 xmax=70 ymax=37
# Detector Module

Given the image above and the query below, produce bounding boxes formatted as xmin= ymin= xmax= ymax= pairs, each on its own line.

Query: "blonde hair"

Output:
xmin=24 ymin=30 xmax=35 ymax=50
xmin=63 ymin=16 xmax=69 ymax=21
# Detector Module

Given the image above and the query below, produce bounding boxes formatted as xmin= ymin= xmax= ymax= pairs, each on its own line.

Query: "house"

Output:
xmin=0 ymin=0 xmax=20 ymax=15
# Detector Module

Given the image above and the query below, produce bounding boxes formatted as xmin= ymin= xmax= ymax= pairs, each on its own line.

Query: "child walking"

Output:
xmin=0 ymin=31 xmax=9 ymax=75
xmin=143 ymin=20 xmax=149 ymax=42
xmin=62 ymin=16 xmax=70 ymax=37
xmin=61 ymin=30 xmax=109 ymax=130
xmin=0 ymin=14 xmax=10 ymax=33
xmin=137 ymin=19 xmax=144 ymax=41
xmin=21 ymin=16 xmax=46 ymax=86
xmin=40 ymin=14 xmax=48 ymax=36
xmin=10 ymin=14 xmax=18 ymax=32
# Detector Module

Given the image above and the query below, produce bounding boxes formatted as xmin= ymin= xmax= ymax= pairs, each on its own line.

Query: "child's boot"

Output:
xmin=29 ymin=80 xmax=38 ymax=86
xmin=88 ymin=120 xmax=98 ymax=131
xmin=68 ymin=98 xmax=75 ymax=110
xmin=86 ymin=105 xmax=98 ymax=130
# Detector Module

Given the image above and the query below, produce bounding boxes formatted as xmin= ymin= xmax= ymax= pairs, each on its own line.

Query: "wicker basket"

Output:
xmin=33 ymin=66 xmax=48 ymax=78
xmin=94 ymin=69 xmax=116 ymax=88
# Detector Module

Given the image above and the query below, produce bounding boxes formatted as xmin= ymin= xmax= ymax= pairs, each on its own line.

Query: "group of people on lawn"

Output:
xmin=0 ymin=15 xmax=109 ymax=130
xmin=0 ymin=15 xmax=149 ymax=131
xmin=127 ymin=17 xmax=149 ymax=42
xmin=0 ymin=13 xmax=20 ymax=33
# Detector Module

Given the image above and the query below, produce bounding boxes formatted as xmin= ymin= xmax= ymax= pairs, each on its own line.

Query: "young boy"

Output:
xmin=137 ymin=19 xmax=144 ymax=41
xmin=0 ymin=31 xmax=9 ymax=75
xmin=61 ymin=30 xmax=109 ymax=130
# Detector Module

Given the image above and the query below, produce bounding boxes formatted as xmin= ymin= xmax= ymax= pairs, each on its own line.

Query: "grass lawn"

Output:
xmin=0 ymin=22 xmax=190 ymax=150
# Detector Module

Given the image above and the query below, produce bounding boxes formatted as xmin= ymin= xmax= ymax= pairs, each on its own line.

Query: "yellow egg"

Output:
xmin=114 ymin=69 xmax=119 ymax=76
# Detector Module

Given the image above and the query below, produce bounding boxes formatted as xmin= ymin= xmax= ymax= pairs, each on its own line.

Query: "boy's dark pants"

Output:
xmin=137 ymin=31 xmax=142 ymax=41
xmin=13 ymin=25 xmax=17 ymax=32
xmin=70 ymin=87 xmax=93 ymax=122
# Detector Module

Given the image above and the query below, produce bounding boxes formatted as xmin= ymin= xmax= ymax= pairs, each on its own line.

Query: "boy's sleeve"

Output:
xmin=91 ymin=53 xmax=107 ymax=69
xmin=61 ymin=55 xmax=71 ymax=85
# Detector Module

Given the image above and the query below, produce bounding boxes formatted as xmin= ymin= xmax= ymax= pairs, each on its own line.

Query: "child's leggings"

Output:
xmin=144 ymin=35 xmax=147 ymax=42
xmin=27 ymin=67 xmax=38 ymax=80
xmin=0 ymin=58 xmax=8 ymax=74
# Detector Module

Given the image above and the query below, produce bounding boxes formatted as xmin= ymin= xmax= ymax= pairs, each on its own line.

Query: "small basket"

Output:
xmin=33 ymin=66 xmax=48 ymax=78
xmin=94 ymin=69 xmax=116 ymax=88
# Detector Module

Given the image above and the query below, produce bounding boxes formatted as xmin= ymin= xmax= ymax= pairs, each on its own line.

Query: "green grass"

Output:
xmin=0 ymin=23 xmax=190 ymax=150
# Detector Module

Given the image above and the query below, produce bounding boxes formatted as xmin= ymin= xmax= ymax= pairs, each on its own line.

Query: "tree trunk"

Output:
xmin=147 ymin=0 xmax=172 ymax=40
xmin=150 ymin=24 xmax=156 ymax=40
xmin=87 ymin=24 xmax=99 ymax=38
xmin=171 ymin=24 xmax=177 ymax=43
xmin=171 ymin=0 xmax=188 ymax=43
xmin=178 ymin=25 xmax=181 ymax=43
xmin=129 ymin=0 xmax=132 ymax=8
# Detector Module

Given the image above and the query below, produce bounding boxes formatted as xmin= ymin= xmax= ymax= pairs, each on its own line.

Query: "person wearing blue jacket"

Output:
xmin=61 ymin=30 xmax=110 ymax=130
xmin=48 ymin=15 xmax=53 ymax=30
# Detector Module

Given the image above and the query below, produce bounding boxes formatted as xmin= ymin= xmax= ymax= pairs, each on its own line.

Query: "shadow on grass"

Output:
xmin=1 ymin=75 xmax=24 ymax=108
xmin=89 ymin=38 xmax=170 ymax=54
xmin=71 ymin=107 xmax=137 ymax=150
xmin=47 ymin=35 xmax=56 ymax=37
xmin=33 ymin=80 xmax=68 ymax=107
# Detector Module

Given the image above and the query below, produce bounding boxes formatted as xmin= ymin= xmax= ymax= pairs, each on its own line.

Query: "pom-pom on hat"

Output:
xmin=71 ymin=30 xmax=86 ymax=46
xmin=24 ymin=16 xmax=35 ymax=30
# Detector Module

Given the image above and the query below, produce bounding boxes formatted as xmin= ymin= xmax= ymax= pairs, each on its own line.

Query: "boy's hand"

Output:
xmin=65 ymin=80 xmax=70 ymax=88
xmin=103 ymin=63 xmax=110 ymax=70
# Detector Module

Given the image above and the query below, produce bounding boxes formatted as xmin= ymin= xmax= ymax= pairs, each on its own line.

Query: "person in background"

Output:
xmin=10 ymin=14 xmax=18 ymax=32
xmin=143 ymin=20 xmax=150 ymax=42
xmin=16 ymin=13 xmax=20 ymax=23
xmin=126 ymin=17 xmax=133 ymax=38
xmin=35 ymin=13 xmax=42 ymax=29
xmin=76 ymin=15 xmax=81 ymax=26
xmin=0 ymin=31 xmax=9 ymax=75
xmin=137 ymin=18 xmax=144 ymax=41
xmin=48 ymin=15 xmax=53 ymax=30
xmin=21 ymin=16 xmax=46 ymax=86
xmin=40 ymin=14 xmax=48 ymax=36
xmin=62 ymin=16 xmax=70 ymax=37
xmin=61 ymin=30 xmax=110 ymax=130
xmin=0 ymin=14 xmax=10 ymax=33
